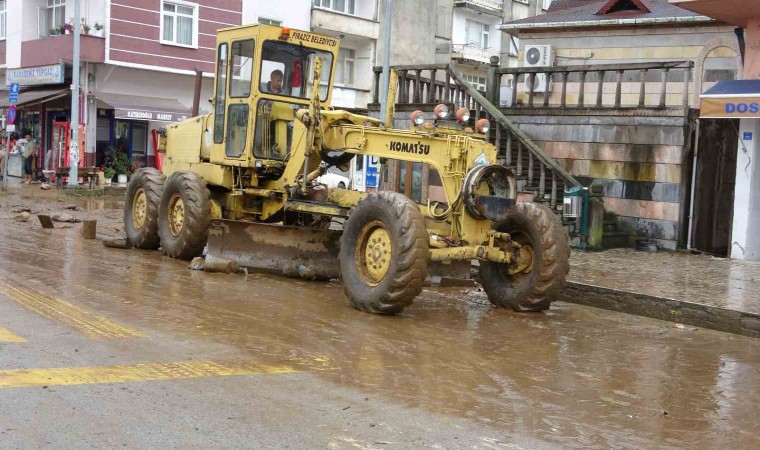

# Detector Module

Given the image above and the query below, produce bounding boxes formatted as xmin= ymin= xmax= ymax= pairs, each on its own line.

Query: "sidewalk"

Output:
xmin=559 ymin=249 xmax=760 ymax=338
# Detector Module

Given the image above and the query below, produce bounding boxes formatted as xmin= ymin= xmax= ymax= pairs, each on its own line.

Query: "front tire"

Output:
xmin=340 ymin=192 xmax=429 ymax=314
xmin=158 ymin=172 xmax=211 ymax=260
xmin=124 ymin=168 xmax=163 ymax=249
xmin=479 ymin=202 xmax=569 ymax=312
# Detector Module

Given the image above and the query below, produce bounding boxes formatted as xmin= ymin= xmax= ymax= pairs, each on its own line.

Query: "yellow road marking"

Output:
xmin=0 ymin=281 xmax=144 ymax=339
xmin=0 ymin=357 xmax=332 ymax=389
xmin=0 ymin=329 xmax=26 ymax=343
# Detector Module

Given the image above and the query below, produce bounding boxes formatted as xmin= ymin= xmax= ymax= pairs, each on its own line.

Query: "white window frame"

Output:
xmin=160 ymin=0 xmax=199 ymax=49
xmin=313 ymin=0 xmax=356 ymax=16
xmin=465 ymin=19 xmax=490 ymax=50
xmin=543 ymin=0 xmax=553 ymax=10
xmin=0 ymin=1 xmax=7 ymax=40
xmin=336 ymin=48 xmax=356 ymax=87
xmin=47 ymin=0 xmax=66 ymax=35
xmin=465 ymin=74 xmax=487 ymax=92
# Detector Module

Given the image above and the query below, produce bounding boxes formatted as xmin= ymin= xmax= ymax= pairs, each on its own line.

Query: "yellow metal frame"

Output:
xmin=158 ymin=24 xmax=516 ymax=263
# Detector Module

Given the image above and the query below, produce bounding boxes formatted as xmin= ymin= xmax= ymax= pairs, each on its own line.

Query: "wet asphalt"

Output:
xmin=0 ymin=189 xmax=759 ymax=449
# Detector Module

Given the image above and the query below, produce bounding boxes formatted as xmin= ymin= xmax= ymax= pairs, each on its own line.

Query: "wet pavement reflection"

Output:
xmin=1 ymin=191 xmax=759 ymax=448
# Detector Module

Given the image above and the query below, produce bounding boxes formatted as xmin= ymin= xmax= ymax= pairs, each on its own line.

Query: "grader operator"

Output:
xmin=123 ymin=24 xmax=569 ymax=314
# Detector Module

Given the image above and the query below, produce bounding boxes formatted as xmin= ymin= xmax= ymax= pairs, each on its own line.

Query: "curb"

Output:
xmin=556 ymin=282 xmax=760 ymax=339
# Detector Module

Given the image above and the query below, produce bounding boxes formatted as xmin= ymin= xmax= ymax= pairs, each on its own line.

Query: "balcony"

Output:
xmin=311 ymin=7 xmax=380 ymax=40
xmin=21 ymin=34 xmax=105 ymax=67
xmin=453 ymin=0 xmax=503 ymax=16
xmin=451 ymin=44 xmax=500 ymax=65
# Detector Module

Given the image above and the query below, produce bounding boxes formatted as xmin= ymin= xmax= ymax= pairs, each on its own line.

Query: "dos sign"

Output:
xmin=700 ymin=97 xmax=760 ymax=119
xmin=725 ymin=102 xmax=760 ymax=114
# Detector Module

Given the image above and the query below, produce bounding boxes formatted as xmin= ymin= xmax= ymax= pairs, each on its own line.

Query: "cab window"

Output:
xmin=253 ymin=99 xmax=294 ymax=161
xmin=259 ymin=40 xmax=334 ymax=101
xmin=229 ymin=39 xmax=255 ymax=98
xmin=213 ymin=43 xmax=228 ymax=143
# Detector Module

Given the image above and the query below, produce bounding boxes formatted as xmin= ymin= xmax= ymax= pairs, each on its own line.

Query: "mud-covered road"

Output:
xmin=1 ymin=188 xmax=758 ymax=449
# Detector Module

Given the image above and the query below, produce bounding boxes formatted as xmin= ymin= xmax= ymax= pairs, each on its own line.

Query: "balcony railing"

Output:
xmin=454 ymin=0 xmax=503 ymax=13
xmin=496 ymin=61 xmax=695 ymax=109
xmin=451 ymin=44 xmax=499 ymax=65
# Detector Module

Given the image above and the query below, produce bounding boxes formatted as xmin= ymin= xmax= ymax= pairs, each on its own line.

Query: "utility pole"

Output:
xmin=67 ymin=0 xmax=81 ymax=186
xmin=378 ymin=0 xmax=393 ymax=125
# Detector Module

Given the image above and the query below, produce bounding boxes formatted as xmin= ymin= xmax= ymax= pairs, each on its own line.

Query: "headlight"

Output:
xmin=434 ymin=104 xmax=449 ymax=119
xmin=456 ymin=107 xmax=470 ymax=124
xmin=410 ymin=110 xmax=425 ymax=126
xmin=475 ymin=119 xmax=490 ymax=134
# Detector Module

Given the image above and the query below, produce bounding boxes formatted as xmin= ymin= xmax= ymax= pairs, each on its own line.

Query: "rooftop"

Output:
xmin=500 ymin=0 xmax=713 ymax=33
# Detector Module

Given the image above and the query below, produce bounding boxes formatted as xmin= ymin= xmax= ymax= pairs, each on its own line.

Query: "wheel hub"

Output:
xmin=168 ymin=194 xmax=185 ymax=238
xmin=357 ymin=222 xmax=392 ymax=285
xmin=132 ymin=188 xmax=147 ymax=229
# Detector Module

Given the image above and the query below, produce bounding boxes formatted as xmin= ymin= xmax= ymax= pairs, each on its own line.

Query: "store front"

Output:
xmin=95 ymin=92 xmax=191 ymax=168
xmin=699 ymin=80 xmax=760 ymax=260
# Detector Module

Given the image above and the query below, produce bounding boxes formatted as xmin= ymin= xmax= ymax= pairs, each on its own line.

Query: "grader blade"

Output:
xmin=207 ymin=219 xmax=342 ymax=280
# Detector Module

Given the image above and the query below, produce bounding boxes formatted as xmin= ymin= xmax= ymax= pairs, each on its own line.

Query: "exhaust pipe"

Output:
xmin=192 ymin=67 xmax=203 ymax=117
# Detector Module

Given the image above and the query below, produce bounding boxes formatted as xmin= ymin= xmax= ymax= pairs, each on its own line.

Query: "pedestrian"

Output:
xmin=0 ymin=136 xmax=7 ymax=179
xmin=18 ymin=133 xmax=38 ymax=184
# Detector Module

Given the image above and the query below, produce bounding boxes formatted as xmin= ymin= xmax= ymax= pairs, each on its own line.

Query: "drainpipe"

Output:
xmin=67 ymin=0 xmax=81 ymax=186
xmin=687 ymin=119 xmax=700 ymax=250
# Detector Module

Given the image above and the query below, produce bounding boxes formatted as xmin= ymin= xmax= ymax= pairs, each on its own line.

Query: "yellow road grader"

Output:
xmin=123 ymin=24 xmax=569 ymax=314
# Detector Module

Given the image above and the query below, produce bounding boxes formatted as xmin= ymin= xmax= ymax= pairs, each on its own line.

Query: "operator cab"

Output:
xmin=210 ymin=25 xmax=337 ymax=168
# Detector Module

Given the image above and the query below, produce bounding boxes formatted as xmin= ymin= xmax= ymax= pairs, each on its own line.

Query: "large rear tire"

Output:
xmin=124 ymin=168 xmax=164 ymax=249
xmin=340 ymin=192 xmax=429 ymax=314
xmin=479 ymin=202 xmax=569 ymax=312
xmin=158 ymin=172 xmax=211 ymax=260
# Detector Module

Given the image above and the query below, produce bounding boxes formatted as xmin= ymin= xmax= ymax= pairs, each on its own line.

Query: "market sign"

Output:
xmin=114 ymin=108 xmax=189 ymax=123
xmin=6 ymin=64 xmax=65 ymax=87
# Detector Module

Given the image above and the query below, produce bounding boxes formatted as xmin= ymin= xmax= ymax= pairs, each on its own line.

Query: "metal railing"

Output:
xmin=497 ymin=61 xmax=694 ymax=109
xmin=370 ymin=63 xmax=582 ymax=209
xmin=450 ymin=44 xmax=500 ymax=65
xmin=455 ymin=0 xmax=503 ymax=12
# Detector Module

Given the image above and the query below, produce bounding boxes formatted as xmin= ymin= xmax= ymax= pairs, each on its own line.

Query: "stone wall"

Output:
xmin=506 ymin=110 xmax=695 ymax=250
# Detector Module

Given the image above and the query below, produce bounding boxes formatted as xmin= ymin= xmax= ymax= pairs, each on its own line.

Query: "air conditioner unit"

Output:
xmin=523 ymin=45 xmax=554 ymax=94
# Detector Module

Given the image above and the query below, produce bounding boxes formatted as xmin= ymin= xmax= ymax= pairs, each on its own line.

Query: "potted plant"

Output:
xmin=103 ymin=167 xmax=115 ymax=186
xmin=112 ymin=148 xmax=131 ymax=185
xmin=64 ymin=21 xmax=73 ymax=35
xmin=49 ymin=27 xmax=61 ymax=36
xmin=93 ymin=22 xmax=104 ymax=37
xmin=81 ymin=18 xmax=91 ymax=35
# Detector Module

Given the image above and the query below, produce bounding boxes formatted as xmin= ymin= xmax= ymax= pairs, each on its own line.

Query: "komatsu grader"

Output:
xmin=123 ymin=24 xmax=569 ymax=314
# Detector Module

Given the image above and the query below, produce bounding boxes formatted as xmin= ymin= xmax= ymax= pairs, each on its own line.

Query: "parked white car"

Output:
xmin=317 ymin=171 xmax=350 ymax=189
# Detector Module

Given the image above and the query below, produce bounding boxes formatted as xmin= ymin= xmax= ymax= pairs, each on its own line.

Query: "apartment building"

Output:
xmin=437 ymin=0 xmax=547 ymax=93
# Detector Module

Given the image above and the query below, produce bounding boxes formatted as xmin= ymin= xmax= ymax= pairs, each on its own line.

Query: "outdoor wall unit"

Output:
xmin=523 ymin=44 xmax=553 ymax=93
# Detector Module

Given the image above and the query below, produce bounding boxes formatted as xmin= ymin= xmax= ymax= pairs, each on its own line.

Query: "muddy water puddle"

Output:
xmin=0 ymin=197 xmax=759 ymax=448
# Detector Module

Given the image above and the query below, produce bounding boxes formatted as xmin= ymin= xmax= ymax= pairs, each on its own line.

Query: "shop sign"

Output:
xmin=6 ymin=64 xmax=65 ymax=87
xmin=115 ymin=108 xmax=189 ymax=123
xmin=700 ymin=96 xmax=760 ymax=119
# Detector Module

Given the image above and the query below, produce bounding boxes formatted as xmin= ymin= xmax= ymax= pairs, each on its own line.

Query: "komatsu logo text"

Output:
xmin=389 ymin=141 xmax=430 ymax=155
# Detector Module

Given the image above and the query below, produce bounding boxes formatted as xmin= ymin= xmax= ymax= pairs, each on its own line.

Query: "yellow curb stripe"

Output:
xmin=0 ymin=329 xmax=26 ymax=343
xmin=0 ymin=358 xmax=332 ymax=388
xmin=0 ymin=281 xmax=144 ymax=339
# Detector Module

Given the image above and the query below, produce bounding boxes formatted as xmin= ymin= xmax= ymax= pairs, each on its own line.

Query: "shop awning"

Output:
xmin=700 ymin=80 xmax=760 ymax=119
xmin=0 ymin=88 xmax=69 ymax=108
xmin=96 ymin=92 xmax=191 ymax=123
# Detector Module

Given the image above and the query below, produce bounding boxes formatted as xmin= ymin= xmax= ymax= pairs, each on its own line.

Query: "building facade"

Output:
xmin=672 ymin=0 xmax=760 ymax=260
xmin=497 ymin=0 xmax=743 ymax=250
